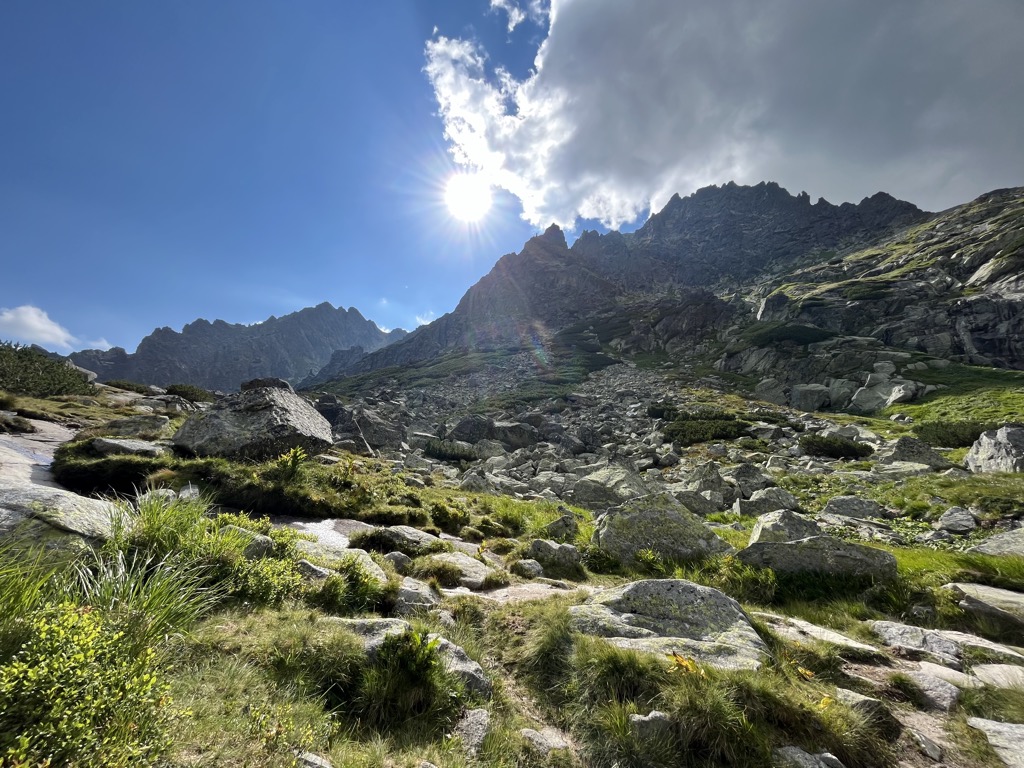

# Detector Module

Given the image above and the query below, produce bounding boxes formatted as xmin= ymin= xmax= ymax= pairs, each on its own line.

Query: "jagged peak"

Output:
xmin=533 ymin=223 xmax=567 ymax=248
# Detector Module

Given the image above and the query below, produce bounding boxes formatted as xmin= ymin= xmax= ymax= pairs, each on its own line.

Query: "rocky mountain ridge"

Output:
xmin=70 ymin=302 xmax=405 ymax=392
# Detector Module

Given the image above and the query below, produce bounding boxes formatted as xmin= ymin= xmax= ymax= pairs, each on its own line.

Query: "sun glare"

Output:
xmin=444 ymin=172 xmax=493 ymax=222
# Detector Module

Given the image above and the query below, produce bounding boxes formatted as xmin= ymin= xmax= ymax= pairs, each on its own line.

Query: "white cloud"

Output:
xmin=489 ymin=0 xmax=549 ymax=32
xmin=426 ymin=0 xmax=1024 ymax=227
xmin=415 ymin=311 xmax=436 ymax=326
xmin=0 ymin=305 xmax=79 ymax=350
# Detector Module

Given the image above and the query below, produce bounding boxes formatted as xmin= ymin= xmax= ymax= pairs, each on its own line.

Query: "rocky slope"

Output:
xmin=337 ymin=181 xmax=932 ymax=379
xmin=70 ymin=302 xmax=405 ymax=391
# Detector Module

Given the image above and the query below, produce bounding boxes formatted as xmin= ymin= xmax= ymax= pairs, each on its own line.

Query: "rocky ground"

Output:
xmin=3 ymin=369 xmax=1024 ymax=767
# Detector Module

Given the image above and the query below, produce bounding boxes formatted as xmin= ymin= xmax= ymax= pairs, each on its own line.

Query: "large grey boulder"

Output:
xmin=967 ymin=718 xmax=1024 ymax=768
xmin=172 ymin=386 xmax=332 ymax=460
xmin=935 ymin=506 xmax=976 ymax=534
xmin=420 ymin=551 xmax=496 ymax=590
xmin=525 ymin=539 xmax=582 ymax=574
xmin=593 ymin=493 xmax=732 ymax=565
xmin=736 ymin=536 xmax=897 ymax=580
xmin=789 ymin=384 xmax=830 ymax=413
xmin=966 ymin=426 xmax=1024 ymax=473
xmin=877 ymin=437 xmax=952 ymax=469
xmin=820 ymin=496 xmax=885 ymax=519
xmin=969 ymin=528 xmax=1024 ymax=557
xmin=568 ymin=579 xmax=767 ymax=670
xmin=0 ymin=483 xmax=119 ymax=550
xmin=733 ymin=486 xmax=799 ymax=516
xmin=448 ymin=414 xmax=494 ymax=443
xmin=572 ymin=466 xmax=648 ymax=509
xmin=492 ymin=421 xmax=538 ymax=449
xmin=748 ymin=509 xmax=822 ymax=544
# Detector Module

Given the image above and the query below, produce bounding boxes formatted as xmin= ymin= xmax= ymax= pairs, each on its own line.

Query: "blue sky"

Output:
xmin=2 ymin=1 xmax=1021 ymax=353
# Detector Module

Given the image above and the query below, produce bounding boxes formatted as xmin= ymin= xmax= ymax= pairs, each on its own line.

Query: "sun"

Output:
xmin=444 ymin=172 xmax=493 ymax=222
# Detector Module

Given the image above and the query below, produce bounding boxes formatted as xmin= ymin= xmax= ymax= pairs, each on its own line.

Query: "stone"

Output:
xmin=969 ymin=528 xmax=1024 ymax=558
xmin=752 ymin=613 xmax=879 ymax=656
xmin=526 ymin=539 xmax=581 ymax=573
xmin=789 ymin=384 xmax=830 ymax=413
xmin=520 ymin=727 xmax=571 ymax=755
xmin=966 ymin=426 xmax=1024 ymax=473
xmin=967 ymin=718 xmax=1024 ymax=768
xmin=737 ymin=536 xmax=898 ymax=580
xmin=877 ymin=437 xmax=952 ymax=469
xmin=971 ymin=664 xmax=1024 ymax=689
xmin=724 ymin=463 xmax=775 ymax=498
xmin=571 ymin=466 xmax=649 ymax=509
xmin=916 ymin=660 xmax=979 ymax=689
xmin=383 ymin=551 xmax=413 ymax=574
xmin=453 ymin=708 xmax=490 ymax=756
xmin=568 ymin=579 xmax=768 ymax=670
xmin=755 ymin=377 xmax=788 ymax=406
xmin=909 ymin=729 xmax=943 ymax=761
xmin=869 ymin=621 xmax=961 ymax=665
xmin=820 ymin=496 xmax=886 ymax=519
xmin=687 ymin=461 xmax=736 ymax=504
xmin=292 ymin=541 xmax=389 ymax=587
xmin=664 ymin=487 xmax=721 ymax=515
xmin=220 ymin=524 xmax=275 ymax=560
xmin=748 ymin=509 xmax=822 ymax=544
xmin=593 ymin=493 xmax=732 ymax=565
xmin=542 ymin=512 xmax=579 ymax=542
xmin=773 ymin=746 xmax=840 ymax=768
xmin=294 ymin=752 xmax=333 ymax=768
xmin=628 ymin=710 xmax=673 ymax=741
xmin=511 ymin=558 xmax=544 ymax=578
xmin=296 ymin=559 xmax=332 ymax=580
xmin=241 ymin=377 xmax=293 ymax=391
xmin=935 ymin=506 xmax=976 ymax=533
xmin=373 ymin=525 xmax=444 ymax=556
xmin=834 ymin=688 xmax=899 ymax=735
xmin=906 ymin=671 xmax=960 ymax=711
xmin=0 ymin=483 xmax=119 ymax=546
xmin=492 ymin=421 xmax=538 ymax=449
xmin=429 ymin=634 xmax=492 ymax=697
xmin=421 ymin=551 xmax=496 ymax=590
xmin=733 ymin=486 xmax=799 ymax=516
xmin=325 ymin=617 xmax=412 ymax=658
xmin=448 ymin=414 xmax=494 ymax=443
xmin=394 ymin=577 xmax=439 ymax=616
xmin=172 ymin=385 xmax=333 ymax=460
xmin=943 ymin=582 xmax=1024 ymax=630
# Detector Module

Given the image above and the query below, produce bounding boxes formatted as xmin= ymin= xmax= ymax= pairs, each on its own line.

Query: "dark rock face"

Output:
xmin=71 ymin=302 xmax=406 ymax=391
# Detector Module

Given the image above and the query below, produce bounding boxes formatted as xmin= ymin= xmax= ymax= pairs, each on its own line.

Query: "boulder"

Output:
xmin=736 ymin=536 xmax=897 ymax=580
xmin=453 ymin=708 xmax=490 ymax=756
xmin=967 ymin=718 xmax=1024 ymax=768
xmin=966 ymin=426 xmax=1024 ymax=473
xmin=820 ymin=496 xmax=885 ymax=519
xmin=394 ymin=577 xmax=440 ymax=616
xmin=942 ymin=582 xmax=1024 ymax=630
xmin=968 ymin=528 xmax=1024 ymax=557
xmin=172 ymin=386 xmax=332 ymax=460
xmin=0 ymin=483 xmax=119 ymax=548
xmin=935 ymin=506 xmax=976 ymax=534
xmin=371 ymin=525 xmax=444 ymax=557
xmin=572 ymin=466 xmax=648 ymax=509
xmin=511 ymin=559 xmax=544 ymax=578
xmin=723 ymin=463 xmax=774 ymax=498
xmin=568 ymin=579 xmax=767 ymax=670
xmin=789 ymin=384 xmax=830 ymax=413
xmin=421 ymin=551 xmax=495 ymax=590
xmin=448 ymin=414 xmax=494 ymax=443
xmin=733 ymin=486 xmax=799 ymax=516
xmin=748 ymin=510 xmax=822 ymax=544
xmin=593 ymin=493 xmax=732 ymax=565
xmin=90 ymin=437 xmax=169 ymax=458
xmin=877 ymin=437 xmax=952 ymax=469
xmin=542 ymin=512 xmax=579 ymax=541
xmin=525 ymin=539 xmax=582 ymax=574
xmin=492 ymin=421 xmax=538 ymax=449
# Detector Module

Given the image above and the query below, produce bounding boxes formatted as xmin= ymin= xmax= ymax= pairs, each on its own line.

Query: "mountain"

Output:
xmin=70 ymin=302 xmax=406 ymax=391
xmin=333 ymin=181 xmax=932 ymax=379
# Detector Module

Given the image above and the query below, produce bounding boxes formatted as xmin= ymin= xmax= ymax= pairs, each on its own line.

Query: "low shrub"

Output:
xmin=664 ymin=416 xmax=749 ymax=447
xmin=165 ymin=383 xmax=216 ymax=403
xmin=914 ymin=419 xmax=999 ymax=448
xmin=646 ymin=401 xmax=679 ymax=420
xmin=743 ymin=322 xmax=835 ymax=348
xmin=799 ymin=434 xmax=874 ymax=460
xmin=429 ymin=501 xmax=470 ymax=534
xmin=306 ymin=558 xmax=394 ymax=615
xmin=0 ymin=390 xmax=15 ymax=409
xmin=0 ymin=341 xmax=93 ymax=397
xmin=0 ymin=602 xmax=173 ymax=767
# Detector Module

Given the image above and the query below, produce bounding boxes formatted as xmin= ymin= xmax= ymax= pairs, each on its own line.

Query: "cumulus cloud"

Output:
xmin=0 ymin=305 xmax=109 ymax=351
xmin=426 ymin=0 xmax=1024 ymax=227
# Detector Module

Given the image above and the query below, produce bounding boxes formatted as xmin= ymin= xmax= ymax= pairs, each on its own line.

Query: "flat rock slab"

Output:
xmin=870 ymin=621 xmax=1024 ymax=666
xmin=967 ymin=718 xmax=1024 ymax=768
xmin=944 ymin=582 xmax=1024 ymax=630
xmin=737 ymin=535 xmax=897 ymax=579
xmin=969 ymin=528 xmax=1024 ymax=558
xmin=971 ymin=664 xmax=1024 ymax=690
xmin=275 ymin=517 xmax=373 ymax=552
xmin=906 ymin=671 xmax=960 ymax=711
xmin=752 ymin=612 xmax=881 ymax=657
xmin=90 ymin=437 xmax=169 ymax=457
xmin=0 ymin=482 xmax=119 ymax=541
xmin=568 ymin=579 xmax=767 ymax=670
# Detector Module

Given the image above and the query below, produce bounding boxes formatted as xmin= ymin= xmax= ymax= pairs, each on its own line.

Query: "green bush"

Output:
xmin=742 ymin=323 xmax=835 ymax=348
xmin=914 ymin=420 xmax=999 ymax=448
xmin=663 ymin=411 xmax=750 ymax=447
xmin=0 ymin=390 xmax=15 ymax=409
xmin=306 ymin=557 xmax=394 ymax=615
xmin=0 ymin=602 xmax=173 ymax=767
xmin=646 ymin=402 xmax=679 ymax=420
xmin=799 ymin=434 xmax=874 ymax=460
xmin=0 ymin=341 xmax=93 ymax=397
xmin=105 ymin=379 xmax=152 ymax=395
xmin=165 ymin=383 xmax=216 ymax=403
xmin=429 ymin=501 xmax=470 ymax=534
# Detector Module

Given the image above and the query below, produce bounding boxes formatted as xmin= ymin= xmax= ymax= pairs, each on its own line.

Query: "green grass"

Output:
xmin=881 ymin=362 xmax=1024 ymax=424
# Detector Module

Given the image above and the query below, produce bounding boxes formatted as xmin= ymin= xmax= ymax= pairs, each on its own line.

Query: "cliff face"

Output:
xmin=70 ymin=302 xmax=405 ymax=391
xmin=342 ymin=182 xmax=931 ymax=377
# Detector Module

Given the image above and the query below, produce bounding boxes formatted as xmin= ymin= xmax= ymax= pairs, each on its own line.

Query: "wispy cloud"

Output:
xmin=415 ymin=311 xmax=436 ymax=326
xmin=0 ymin=305 xmax=110 ymax=351
xmin=427 ymin=1 xmax=1024 ymax=227
xmin=489 ymin=0 xmax=548 ymax=32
